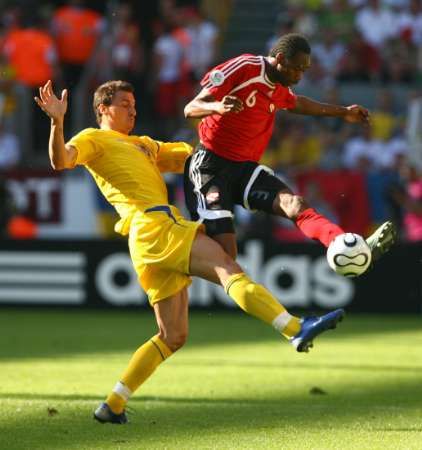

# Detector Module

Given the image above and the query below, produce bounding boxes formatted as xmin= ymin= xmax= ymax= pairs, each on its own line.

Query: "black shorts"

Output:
xmin=184 ymin=144 xmax=290 ymax=235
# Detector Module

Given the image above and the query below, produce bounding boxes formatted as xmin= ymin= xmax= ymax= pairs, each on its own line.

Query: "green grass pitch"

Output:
xmin=1 ymin=309 xmax=421 ymax=449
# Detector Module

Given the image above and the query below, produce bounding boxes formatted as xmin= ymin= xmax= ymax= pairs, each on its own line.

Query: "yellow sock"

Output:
xmin=106 ymin=335 xmax=172 ymax=414
xmin=225 ymin=273 xmax=301 ymax=339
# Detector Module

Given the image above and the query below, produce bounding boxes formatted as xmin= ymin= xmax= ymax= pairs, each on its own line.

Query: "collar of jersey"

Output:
xmin=262 ymin=56 xmax=276 ymax=88
xmin=99 ymin=128 xmax=133 ymax=138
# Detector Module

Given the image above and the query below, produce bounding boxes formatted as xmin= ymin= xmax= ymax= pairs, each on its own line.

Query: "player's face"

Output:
xmin=275 ymin=52 xmax=311 ymax=86
xmin=102 ymin=90 xmax=136 ymax=134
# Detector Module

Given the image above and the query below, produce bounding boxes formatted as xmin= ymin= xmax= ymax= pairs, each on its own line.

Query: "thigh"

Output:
xmin=189 ymin=229 xmax=242 ymax=286
xmin=242 ymin=166 xmax=292 ymax=213
xmin=128 ymin=208 xmax=202 ymax=305
xmin=153 ymin=288 xmax=189 ymax=338
xmin=185 ymin=146 xmax=237 ymax=235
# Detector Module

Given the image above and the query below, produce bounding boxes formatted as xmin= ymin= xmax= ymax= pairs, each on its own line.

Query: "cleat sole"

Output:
xmin=366 ymin=221 xmax=397 ymax=265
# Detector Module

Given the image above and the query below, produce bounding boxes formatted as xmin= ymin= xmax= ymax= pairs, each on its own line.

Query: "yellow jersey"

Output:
xmin=67 ymin=128 xmax=192 ymax=235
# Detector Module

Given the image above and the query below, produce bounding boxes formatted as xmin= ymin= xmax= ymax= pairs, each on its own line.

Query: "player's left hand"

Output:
xmin=34 ymin=80 xmax=68 ymax=122
xmin=344 ymin=104 xmax=370 ymax=124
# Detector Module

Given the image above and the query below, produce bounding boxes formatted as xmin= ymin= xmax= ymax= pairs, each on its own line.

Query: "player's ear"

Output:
xmin=275 ymin=52 xmax=285 ymax=65
xmin=98 ymin=103 xmax=108 ymax=118
xmin=275 ymin=52 xmax=286 ymax=70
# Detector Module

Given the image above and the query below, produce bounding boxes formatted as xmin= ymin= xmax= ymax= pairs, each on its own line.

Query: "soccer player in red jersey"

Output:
xmin=184 ymin=33 xmax=395 ymax=271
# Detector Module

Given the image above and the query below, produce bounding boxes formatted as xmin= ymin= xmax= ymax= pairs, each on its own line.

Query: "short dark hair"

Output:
xmin=269 ymin=33 xmax=311 ymax=59
xmin=93 ymin=80 xmax=134 ymax=125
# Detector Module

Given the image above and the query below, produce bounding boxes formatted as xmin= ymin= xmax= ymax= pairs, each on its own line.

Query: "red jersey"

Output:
xmin=199 ymin=54 xmax=297 ymax=162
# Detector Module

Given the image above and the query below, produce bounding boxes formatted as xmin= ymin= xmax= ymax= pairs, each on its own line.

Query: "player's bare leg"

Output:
xmin=153 ymin=287 xmax=189 ymax=352
xmin=189 ymin=231 xmax=343 ymax=352
xmin=273 ymin=189 xmax=396 ymax=265
xmin=211 ymin=232 xmax=238 ymax=260
xmin=273 ymin=189 xmax=344 ymax=247
xmin=94 ymin=289 xmax=189 ymax=424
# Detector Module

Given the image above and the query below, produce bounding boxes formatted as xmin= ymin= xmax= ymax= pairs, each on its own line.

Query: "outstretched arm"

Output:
xmin=34 ymin=80 xmax=77 ymax=170
xmin=184 ymin=88 xmax=244 ymax=119
xmin=291 ymin=95 xmax=370 ymax=125
xmin=156 ymin=141 xmax=193 ymax=173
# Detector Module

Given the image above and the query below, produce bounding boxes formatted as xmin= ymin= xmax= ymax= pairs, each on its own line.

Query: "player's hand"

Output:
xmin=34 ymin=80 xmax=68 ymax=122
xmin=344 ymin=104 xmax=370 ymax=125
xmin=217 ymin=95 xmax=244 ymax=115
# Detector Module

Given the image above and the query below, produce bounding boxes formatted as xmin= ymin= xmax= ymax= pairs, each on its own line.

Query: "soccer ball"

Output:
xmin=327 ymin=233 xmax=372 ymax=277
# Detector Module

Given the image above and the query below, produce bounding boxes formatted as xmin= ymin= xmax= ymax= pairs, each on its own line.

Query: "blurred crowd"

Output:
xmin=0 ymin=0 xmax=420 ymax=242
xmin=259 ymin=0 xmax=422 ymax=243
xmin=267 ymin=0 xmax=422 ymax=86
xmin=0 ymin=0 xmax=224 ymax=146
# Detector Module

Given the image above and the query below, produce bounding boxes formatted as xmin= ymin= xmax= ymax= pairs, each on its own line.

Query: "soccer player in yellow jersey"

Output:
xmin=35 ymin=79 xmax=345 ymax=424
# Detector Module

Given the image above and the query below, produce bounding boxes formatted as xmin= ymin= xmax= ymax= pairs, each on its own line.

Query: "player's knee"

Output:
xmin=169 ymin=333 xmax=188 ymax=352
xmin=222 ymin=251 xmax=241 ymax=272
xmin=162 ymin=331 xmax=188 ymax=352
xmin=227 ymin=246 xmax=237 ymax=260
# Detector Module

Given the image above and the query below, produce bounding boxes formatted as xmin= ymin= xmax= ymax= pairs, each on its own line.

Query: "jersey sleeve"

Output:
xmin=67 ymin=128 xmax=103 ymax=166
xmin=155 ymin=141 xmax=193 ymax=173
xmin=275 ymin=87 xmax=297 ymax=110
xmin=200 ymin=55 xmax=260 ymax=100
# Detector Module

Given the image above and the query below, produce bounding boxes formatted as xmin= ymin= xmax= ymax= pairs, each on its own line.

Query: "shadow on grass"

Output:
xmin=2 ymin=393 xmax=298 ymax=405
xmin=171 ymin=359 xmax=422 ymax=373
xmin=1 ymin=310 xmax=421 ymax=362
xmin=1 ymin=377 xmax=422 ymax=450
xmin=2 ymin=388 xmax=422 ymax=406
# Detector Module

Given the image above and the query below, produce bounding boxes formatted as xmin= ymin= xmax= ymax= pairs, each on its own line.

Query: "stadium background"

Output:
xmin=0 ymin=0 xmax=421 ymax=311
xmin=1 ymin=2 xmax=422 ymax=449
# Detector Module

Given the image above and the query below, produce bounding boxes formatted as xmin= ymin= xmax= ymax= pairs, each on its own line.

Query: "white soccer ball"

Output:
xmin=327 ymin=233 xmax=372 ymax=277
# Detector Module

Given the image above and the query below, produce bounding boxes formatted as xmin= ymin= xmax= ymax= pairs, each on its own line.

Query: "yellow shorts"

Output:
xmin=128 ymin=205 xmax=204 ymax=305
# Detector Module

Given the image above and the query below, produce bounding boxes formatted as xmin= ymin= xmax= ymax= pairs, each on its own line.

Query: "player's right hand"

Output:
xmin=218 ymin=95 xmax=244 ymax=115
xmin=34 ymin=80 xmax=68 ymax=122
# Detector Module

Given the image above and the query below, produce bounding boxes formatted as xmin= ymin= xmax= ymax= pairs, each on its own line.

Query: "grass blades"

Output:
xmin=1 ymin=309 xmax=421 ymax=449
